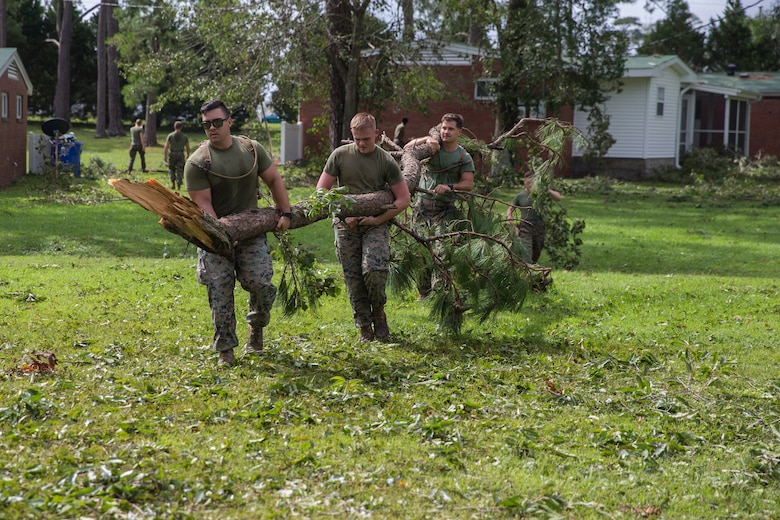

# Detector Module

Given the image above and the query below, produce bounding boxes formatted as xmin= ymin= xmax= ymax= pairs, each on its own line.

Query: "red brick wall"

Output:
xmin=0 ymin=72 xmax=28 ymax=188
xmin=299 ymin=60 xmax=498 ymax=156
xmin=298 ymin=59 xmax=576 ymax=176
xmin=749 ymin=97 xmax=780 ymax=158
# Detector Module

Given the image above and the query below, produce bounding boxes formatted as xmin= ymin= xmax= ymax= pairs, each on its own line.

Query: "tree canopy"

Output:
xmin=637 ymin=0 xmax=706 ymax=70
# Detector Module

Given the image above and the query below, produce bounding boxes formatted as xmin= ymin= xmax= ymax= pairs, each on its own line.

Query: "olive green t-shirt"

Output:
xmin=130 ymin=125 xmax=144 ymax=146
xmin=418 ymin=145 xmax=474 ymax=203
xmin=184 ymin=137 xmax=273 ymax=218
xmin=323 ymin=143 xmax=403 ymax=194
xmin=165 ymin=131 xmax=189 ymax=153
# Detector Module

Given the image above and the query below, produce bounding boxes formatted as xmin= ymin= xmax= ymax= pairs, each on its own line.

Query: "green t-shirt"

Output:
xmin=512 ymin=187 xmax=557 ymax=227
xmin=184 ymin=137 xmax=273 ymax=218
xmin=165 ymin=131 xmax=189 ymax=153
xmin=418 ymin=145 xmax=474 ymax=203
xmin=323 ymin=143 xmax=403 ymax=194
xmin=130 ymin=125 xmax=144 ymax=146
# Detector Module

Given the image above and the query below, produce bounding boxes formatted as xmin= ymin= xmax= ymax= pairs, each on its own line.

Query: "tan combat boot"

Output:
xmin=245 ymin=324 xmax=264 ymax=354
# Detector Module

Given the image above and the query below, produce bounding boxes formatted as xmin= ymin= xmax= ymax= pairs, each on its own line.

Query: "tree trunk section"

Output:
xmin=107 ymin=6 xmax=124 ymax=137
xmin=0 ymin=0 xmax=7 ymax=47
xmin=111 ymin=144 xmax=431 ymax=258
xmin=94 ymin=3 xmax=108 ymax=138
xmin=145 ymin=92 xmax=158 ymax=147
xmin=53 ymin=0 xmax=73 ymax=121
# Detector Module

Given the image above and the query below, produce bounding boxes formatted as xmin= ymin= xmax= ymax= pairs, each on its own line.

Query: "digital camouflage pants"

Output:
xmin=515 ymin=221 xmax=546 ymax=264
xmin=411 ymin=199 xmax=463 ymax=294
xmin=168 ymin=151 xmax=185 ymax=186
xmin=197 ymin=234 xmax=277 ymax=353
xmin=334 ymin=221 xmax=390 ymax=328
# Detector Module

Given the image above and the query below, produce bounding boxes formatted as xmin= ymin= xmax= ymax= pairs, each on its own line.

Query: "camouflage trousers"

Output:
xmin=515 ymin=221 xmax=546 ymax=264
xmin=197 ymin=234 xmax=277 ymax=353
xmin=168 ymin=151 xmax=185 ymax=185
xmin=334 ymin=221 xmax=390 ymax=328
xmin=411 ymin=199 xmax=462 ymax=294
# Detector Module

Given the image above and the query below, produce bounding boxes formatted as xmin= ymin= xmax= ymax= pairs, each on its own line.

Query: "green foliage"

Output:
xmin=274 ymin=233 xmax=339 ymax=315
xmin=8 ymin=0 xmax=98 ymax=115
xmin=80 ymin=156 xmax=122 ymax=180
xmin=491 ymin=0 xmax=628 ymax=161
xmin=638 ymin=0 xmax=706 ymax=70
xmin=681 ymin=147 xmax=735 ymax=181
xmin=535 ymin=192 xmax=585 ymax=270
xmin=706 ymin=0 xmax=757 ymax=71
xmin=392 ymin=196 xmax=532 ymax=333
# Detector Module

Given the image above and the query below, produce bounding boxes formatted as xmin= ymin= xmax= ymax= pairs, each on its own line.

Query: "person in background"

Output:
xmin=127 ymin=119 xmax=148 ymax=173
xmin=317 ymin=112 xmax=411 ymax=342
xmin=393 ymin=117 xmax=408 ymax=147
xmin=163 ymin=121 xmax=191 ymax=190
xmin=506 ymin=174 xmax=562 ymax=264
xmin=184 ymin=100 xmax=292 ymax=366
xmin=404 ymin=113 xmax=474 ymax=299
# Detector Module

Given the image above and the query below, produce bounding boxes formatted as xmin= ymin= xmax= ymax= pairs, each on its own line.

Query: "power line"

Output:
xmin=626 ymin=0 xmax=768 ymax=53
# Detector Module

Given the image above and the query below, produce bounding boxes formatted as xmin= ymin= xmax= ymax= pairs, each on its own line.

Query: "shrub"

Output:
xmin=680 ymin=148 xmax=735 ymax=182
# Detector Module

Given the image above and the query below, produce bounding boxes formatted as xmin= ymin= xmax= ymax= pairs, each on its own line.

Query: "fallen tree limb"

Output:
xmin=110 ymin=143 xmax=432 ymax=258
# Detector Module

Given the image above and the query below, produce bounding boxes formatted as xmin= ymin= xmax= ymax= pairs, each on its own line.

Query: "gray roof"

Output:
xmin=698 ymin=71 xmax=780 ymax=97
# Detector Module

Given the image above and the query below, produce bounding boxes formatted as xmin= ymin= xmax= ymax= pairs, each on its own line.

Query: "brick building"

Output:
xmin=697 ymin=70 xmax=780 ymax=159
xmin=298 ymin=43 xmax=500 ymax=157
xmin=0 ymin=48 xmax=33 ymax=188
xmin=298 ymin=49 xmax=779 ymax=179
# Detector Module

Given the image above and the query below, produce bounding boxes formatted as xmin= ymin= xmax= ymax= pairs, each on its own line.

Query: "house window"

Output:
xmin=656 ymin=87 xmax=665 ymax=116
xmin=1 ymin=93 xmax=8 ymax=118
xmin=475 ymin=79 xmax=497 ymax=100
xmin=518 ymin=102 xmax=547 ymax=119
xmin=727 ymin=98 xmax=748 ymax=154
xmin=16 ymin=95 xmax=22 ymax=120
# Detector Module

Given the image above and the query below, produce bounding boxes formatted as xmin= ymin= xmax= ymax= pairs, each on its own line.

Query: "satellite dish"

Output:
xmin=42 ymin=118 xmax=70 ymax=137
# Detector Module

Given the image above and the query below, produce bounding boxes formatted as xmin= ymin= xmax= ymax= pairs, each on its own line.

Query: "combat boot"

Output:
xmin=373 ymin=308 xmax=390 ymax=341
xmin=359 ymin=324 xmax=374 ymax=342
xmin=245 ymin=324 xmax=264 ymax=354
xmin=218 ymin=349 xmax=235 ymax=366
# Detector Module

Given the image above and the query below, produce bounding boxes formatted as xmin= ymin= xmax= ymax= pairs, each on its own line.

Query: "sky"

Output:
xmin=618 ymin=0 xmax=772 ymax=25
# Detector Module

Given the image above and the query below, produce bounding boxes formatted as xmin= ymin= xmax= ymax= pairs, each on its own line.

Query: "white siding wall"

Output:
xmin=573 ymin=74 xmax=680 ymax=160
xmin=643 ymin=70 xmax=681 ymax=159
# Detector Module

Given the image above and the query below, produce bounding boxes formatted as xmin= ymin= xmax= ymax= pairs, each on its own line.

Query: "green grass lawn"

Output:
xmin=2 ymin=146 xmax=780 ymax=518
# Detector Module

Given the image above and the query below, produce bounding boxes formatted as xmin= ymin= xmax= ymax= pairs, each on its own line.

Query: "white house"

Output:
xmin=572 ymin=55 xmax=760 ymax=179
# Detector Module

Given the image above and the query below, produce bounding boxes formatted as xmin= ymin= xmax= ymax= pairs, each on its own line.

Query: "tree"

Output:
xmin=95 ymin=1 xmax=107 ymax=138
xmin=706 ymin=0 xmax=755 ymax=71
xmin=7 ymin=0 xmax=96 ymax=116
xmin=749 ymin=5 xmax=780 ymax=71
xmin=638 ymin=0 xmax=706 ymax=70
xmin=1 ymin=0 xmax=7 ymax=47
xmin=487 ymin=0 xmax=628 ymax=170
xmin=106 ymin=3 xmax=124 ymax=136
xmin=113 ymin=0 xmax=180 ymax=146
xmin=52 ymin=0 xmax=73 ymax=120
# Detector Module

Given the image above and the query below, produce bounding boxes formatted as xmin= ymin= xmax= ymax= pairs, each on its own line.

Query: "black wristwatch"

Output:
xmin=447 ymin=183 xmax=454 ymax=190
xmin=280 ymin=211 xmax=293 ymax=219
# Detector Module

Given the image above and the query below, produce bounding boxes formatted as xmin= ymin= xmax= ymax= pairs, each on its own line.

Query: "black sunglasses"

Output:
xmin=201 ymin=118 xmax=228 ymax=130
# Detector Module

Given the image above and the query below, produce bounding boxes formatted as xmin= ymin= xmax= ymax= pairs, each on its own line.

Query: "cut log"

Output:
xmin=109 ymin=178 xmax=235 ymax=257
xmin=110 ymin=144 xmax=431 ymax=258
